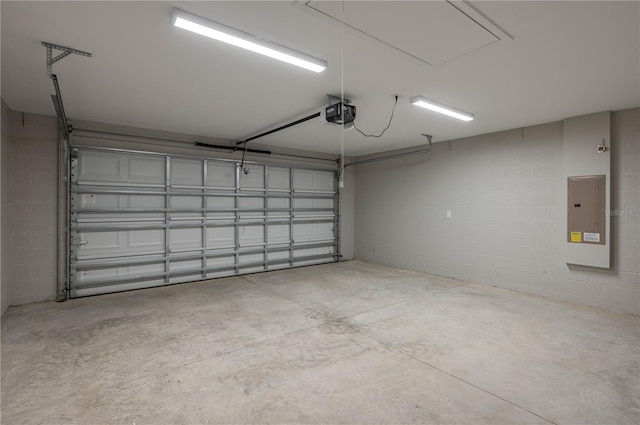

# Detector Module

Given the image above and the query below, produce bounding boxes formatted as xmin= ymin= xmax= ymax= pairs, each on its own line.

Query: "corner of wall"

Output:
xmin=1 ymin=98 xmax=13 ymax=316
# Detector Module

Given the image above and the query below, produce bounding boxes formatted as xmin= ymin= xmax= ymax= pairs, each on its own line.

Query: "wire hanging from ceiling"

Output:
xmin=352 ymin=95 xmax=398 ymax=138
xmin=240 ymin=140 xmax=250 ymax=174
xmin=339 ymin=0 xmax=345 ymax=189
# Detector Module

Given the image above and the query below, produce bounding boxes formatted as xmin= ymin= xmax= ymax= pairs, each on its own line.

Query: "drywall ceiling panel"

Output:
xmin=303 ymin=0 xmax=500 ymax=66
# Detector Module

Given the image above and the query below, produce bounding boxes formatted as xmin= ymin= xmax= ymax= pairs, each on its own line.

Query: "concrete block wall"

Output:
xmin=354 ymin=108 xmax=639 ymax=315
xmin=5 ymin=108 xmax=59 ymax=305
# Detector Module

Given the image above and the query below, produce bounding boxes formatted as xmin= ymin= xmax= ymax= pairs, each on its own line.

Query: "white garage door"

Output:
xmin=69 ymin=146 xmax=339 ymax=297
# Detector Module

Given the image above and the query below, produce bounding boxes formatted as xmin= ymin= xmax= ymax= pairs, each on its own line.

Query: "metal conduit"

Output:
xmin=345 ymin=146 xmax=432 ymax=168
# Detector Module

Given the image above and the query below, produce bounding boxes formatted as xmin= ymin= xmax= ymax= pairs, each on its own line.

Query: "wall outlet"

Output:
xmin=446 ymin=210 xmax=452 ymax=219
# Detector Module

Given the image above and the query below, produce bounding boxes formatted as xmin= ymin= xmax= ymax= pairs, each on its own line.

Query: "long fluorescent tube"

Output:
xmin=410 ymin=96 xmax=474 ymax=121
xmin=171 ymin=8 xmax=327 ymax=73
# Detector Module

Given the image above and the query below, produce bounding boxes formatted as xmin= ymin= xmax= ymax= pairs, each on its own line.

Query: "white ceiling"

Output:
xmin=1 ymin=1 xmax=638 ymax=156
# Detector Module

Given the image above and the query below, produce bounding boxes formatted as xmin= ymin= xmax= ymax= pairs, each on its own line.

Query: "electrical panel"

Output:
xmin=567 ymin=175 xmax=606 ymax=245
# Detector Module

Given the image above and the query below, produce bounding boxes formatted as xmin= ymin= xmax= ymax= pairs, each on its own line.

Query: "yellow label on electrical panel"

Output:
xmin=570 ymin=232 xmax=582 ymax=242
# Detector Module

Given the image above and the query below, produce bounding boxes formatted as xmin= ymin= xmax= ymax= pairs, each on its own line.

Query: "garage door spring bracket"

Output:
xmin=42 ymin=42 xmax=92 ymax=78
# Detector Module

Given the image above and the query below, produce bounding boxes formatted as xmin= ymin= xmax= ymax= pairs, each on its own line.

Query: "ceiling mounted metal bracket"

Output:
xmin=42 ymin=41 xmax=92 ymax=78
xmin=421 ymin=133 xmax=433 ymax=149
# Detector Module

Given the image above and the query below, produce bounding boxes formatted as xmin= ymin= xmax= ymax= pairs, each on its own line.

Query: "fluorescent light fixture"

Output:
xmin=171 ymin=8 xmax=327 ymax=73
xmin=410 ymin=96 xmax=474 ymax=121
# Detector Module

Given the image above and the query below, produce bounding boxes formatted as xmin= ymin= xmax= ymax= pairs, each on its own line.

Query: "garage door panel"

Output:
xmin=292 ymin=169 xmax=313 ymax=190
xmin=239 ymin=197 xmax=263 ymax=208
xmin=78 ymin=230 xmax=164 ymax=259
xmin=128 ymin=157 xmax=165 ymax=184
xmin=77 ymin=214 xmax=165 ymax=223
xmin=76 ymin=266 xmax=119 ymax=284
xmin=129 ymin=229 xmax=165 ymax=249
xmin=292 ymin=198 xmax=334 ymax=210
xmin=292 ymin=223 xmax=313 ymax=241
xmin=75 ymin=277 xmax=167 ymax=297
xmin=268 ymin=251 xmax=290 ymax=261
xmin=206 ymin=270 xmax=235 ymax=279
xmin=171 ymin=214 xmax=204 ymax=223
xmin=77 ymin=193 xmax=118 ymax=209
xmin=169 ymin=274 xmax=202 ymax=284
xmin=78 ymin=151 xmax=123 ymax=182
xmin=268 ymin=167 xmax=290 ymax=189
xmin=239 ymin=197 xmax=264 ymax=219
xmin=239 ymin=225 xmax=264 ymax=247
xmin=77 ymin=192 xmax=164 ymax=209
xmin=169 ymin=259 xmax=201 ymax=272
xmin=207 ymin=162 xmax=235 ymax=188
xmin=268 ymin=198 xmax=289 ymax=208
xmin=170 ymin=228 xmax=202 ymax=252
xmin=206 ymin=256 xmax=235 ymax=269
xmin=172 ymin=158 xmax=203 ymax=187
xmin=293 ymin=258 xmax=334 ymax=267
xmin=207 ymin=227 xmax=235 ymax=248
xmin=69 ymin=146 xmax=338 ymax=297
xmin=76 ymin=231 xmax=121 ymax=259
xmin=315 ymin=198 xmax=334 ymax=209
xmin=239 ymin=251 xmax=265 ymax=273
xmin=316 ymin=223 xmax=335 ymax=240
xmin=79 ymin=151 xmax=165 ymax=185
xmin=268 ymin=225 xmax=290 ymax=244
xmin=207 ymin=196 xmax=234 ymax=208
xmin=293 ymin=223 xmax=334 ymax=242
xmin=76 ymin=263 xmax=165 ymax=284
xmin=293 ymin=169 xmax=334 ymax=192
xmin=129 ymin=194 xmax=164 ymax=208
xmin=293 ymin=198 xmax=312 ymax=209
xmin=171 ymin=196 xmax=201 ymax=208
xmin=239 ymin=253 xmax=264 ymax=264
xmin=171 ymin=195 xmax=203 ymax=221
xmin=314 ymin=172 xmax=335 ymax=191
xmin=168 ymin=258 xmax=203 ymax=283
xmin=294 ymin=246 xmax=334 ymax=258
xmin=240 ymin=166 xmax=264 ymax=189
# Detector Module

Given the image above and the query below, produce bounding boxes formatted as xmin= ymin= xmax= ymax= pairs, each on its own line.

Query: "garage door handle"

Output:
xmin=72 ymin=240 xmax=89 ymax=246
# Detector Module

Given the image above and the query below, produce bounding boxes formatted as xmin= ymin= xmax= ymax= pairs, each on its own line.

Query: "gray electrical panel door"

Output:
xmin=68 ymin=146 xmax=339 ymax=297
xmin=567 ymin=175 xmax=606 ymax=244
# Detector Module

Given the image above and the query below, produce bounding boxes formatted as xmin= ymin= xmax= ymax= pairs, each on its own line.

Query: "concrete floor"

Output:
xmin=1 ymin=260 xmax=638 ymax=425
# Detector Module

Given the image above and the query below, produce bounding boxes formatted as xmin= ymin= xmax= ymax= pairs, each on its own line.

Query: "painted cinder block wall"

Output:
xmin=3 ymin=106 xmax=59 ymax=306
xmin=354 ymin=108 xmax=639 ymax=315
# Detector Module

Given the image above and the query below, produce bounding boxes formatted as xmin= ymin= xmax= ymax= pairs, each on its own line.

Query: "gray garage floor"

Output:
xmin=1 ymin=260 xmax=638 ymax=425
